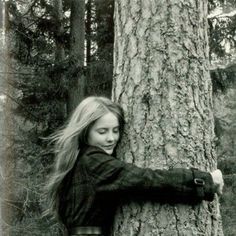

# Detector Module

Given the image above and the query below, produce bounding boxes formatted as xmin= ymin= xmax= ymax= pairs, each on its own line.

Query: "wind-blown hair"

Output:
xmin=45 ymin=96 xmax=124 ymax=222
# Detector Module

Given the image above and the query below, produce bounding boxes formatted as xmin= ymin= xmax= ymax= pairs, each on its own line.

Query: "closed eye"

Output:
xmin=113 ymin=128 xmax=119 ymax=133
xmin=97 ymin=128 xmax=107 ymax=134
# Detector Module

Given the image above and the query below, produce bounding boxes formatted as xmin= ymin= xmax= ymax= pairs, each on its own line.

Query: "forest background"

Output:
xmin=0 ymin=0 xmax=235 ymax=235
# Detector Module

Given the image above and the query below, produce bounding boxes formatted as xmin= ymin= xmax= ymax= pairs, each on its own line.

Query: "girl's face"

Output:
xmin=87 ymin=112 xmax=120 ymax=155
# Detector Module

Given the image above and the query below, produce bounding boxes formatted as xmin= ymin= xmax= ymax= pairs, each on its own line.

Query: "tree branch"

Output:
xmin=0 ymin=90 xmax=43 ymax=122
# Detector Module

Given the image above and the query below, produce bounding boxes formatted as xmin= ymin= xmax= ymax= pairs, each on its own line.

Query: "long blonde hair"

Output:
xmin=45 ymin=96 xmax=124 ymax=222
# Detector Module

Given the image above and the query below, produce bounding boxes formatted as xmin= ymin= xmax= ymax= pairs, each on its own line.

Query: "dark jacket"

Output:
xmin=59 ymin=145 xmax=216 ymax=235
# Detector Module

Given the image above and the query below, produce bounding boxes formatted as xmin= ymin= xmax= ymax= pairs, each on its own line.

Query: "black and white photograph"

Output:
xmin=0 ymin=0 xmax=235 ymax=235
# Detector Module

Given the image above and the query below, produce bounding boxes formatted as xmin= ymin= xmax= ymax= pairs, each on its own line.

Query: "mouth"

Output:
xmin=102 ymin=144 xmax=116 ymax=150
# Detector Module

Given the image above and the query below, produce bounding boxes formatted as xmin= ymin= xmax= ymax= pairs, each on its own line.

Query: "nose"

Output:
xmin=106 ymin=131 xmax=115 ymax=142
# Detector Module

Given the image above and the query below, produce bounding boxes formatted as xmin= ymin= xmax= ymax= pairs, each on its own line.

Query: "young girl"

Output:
xmin=45 ymin=96 xmax=223 ymax=236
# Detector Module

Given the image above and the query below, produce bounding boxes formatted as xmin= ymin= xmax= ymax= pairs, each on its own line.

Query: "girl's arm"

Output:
xmin=82 ymin=146 xmax=220 ymax=203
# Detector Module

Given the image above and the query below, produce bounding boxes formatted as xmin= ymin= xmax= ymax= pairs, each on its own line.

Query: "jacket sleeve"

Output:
xmin=83 ymin=147 xmax=216 ymax=203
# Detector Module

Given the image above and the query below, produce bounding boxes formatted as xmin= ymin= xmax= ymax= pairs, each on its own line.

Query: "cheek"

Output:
xmin=87 ymin=130 xmax=96 ymax=145
xmin=115 ymin=133 xmax=120 ymax=141
xmin=88 ymin=131 xmax=102 ymax=145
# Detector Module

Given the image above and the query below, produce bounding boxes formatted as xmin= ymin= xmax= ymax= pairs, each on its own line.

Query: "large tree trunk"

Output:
xmin=112 ymin=0 xmax=223 ymax=235
xmin=68 ymin=0 xmax=85 ymax=114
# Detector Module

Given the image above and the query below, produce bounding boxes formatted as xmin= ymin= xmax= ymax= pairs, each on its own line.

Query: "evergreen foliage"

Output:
xmin=208 ymin=0 xmax=236 ymax=92
xmin=2 ymin=0 xmax=114 ymax=234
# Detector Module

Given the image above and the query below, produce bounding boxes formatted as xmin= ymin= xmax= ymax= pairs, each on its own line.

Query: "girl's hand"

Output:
xmin=210 ymin=169 xmax=224 ymax=196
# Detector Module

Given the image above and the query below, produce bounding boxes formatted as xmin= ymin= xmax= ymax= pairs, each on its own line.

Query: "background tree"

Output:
xmin=1 ymin=0 xmax=70 ymax=235
xmin=208 ymin=0 xmax=236 ymax=93
xmin=85 ymin=0 xmax=114 ymax=97
xmin=1 ymin=1 xmax=15 ymax=234
xmin=68 ymin=0 xmax=85 ymax=113
xmin=112 ymin=0 xmax=223 ymax=235
xmin=53 ymin=0 xmax=67 ymax=119
xmin=0 ymin=0 xmax=114 ymax=234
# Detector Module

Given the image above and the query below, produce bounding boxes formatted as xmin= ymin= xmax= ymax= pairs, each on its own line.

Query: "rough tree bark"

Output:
xmin=54 ymin=0 xmax=65 ymax=63
xmin=112 ymin=0 xmax=224 ymax=235
xmin=53 ymin=0 xmax=67 ymax=119
xmin=68 ymin=0 xmax=85 ymax=114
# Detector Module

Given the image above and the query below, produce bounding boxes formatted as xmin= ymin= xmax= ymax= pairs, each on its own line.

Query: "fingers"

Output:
xmin=219 ymin=184 xmax=224 ymax=195
xmin=210 ymin=169 xmax=224 ymax=196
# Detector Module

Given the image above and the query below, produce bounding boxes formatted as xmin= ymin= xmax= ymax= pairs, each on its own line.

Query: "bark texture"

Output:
xmin=54 ymin=0 xmax=65 ymax=62
xmin=68 ymin=0 xmax=85 ymax=114
xmin=112 ymin=0 xmax=223 ymax=235
xmin=54 ymin=0 xmax=67 ymax=119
